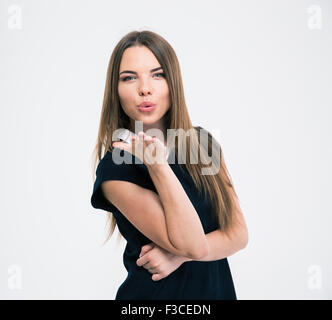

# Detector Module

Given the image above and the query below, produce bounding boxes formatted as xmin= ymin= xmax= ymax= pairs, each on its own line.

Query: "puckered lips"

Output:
xmin=137 ymin=101 xmax=156 ymax=112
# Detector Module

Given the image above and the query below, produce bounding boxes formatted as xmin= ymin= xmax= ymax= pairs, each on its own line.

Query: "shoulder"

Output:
xmin=97 ymin=149 xmax=139 ymax=172
xmin=96 ymin=149 xmax=153 ymax=189
xmin=91 ymin=149 xmax=152 ymax=211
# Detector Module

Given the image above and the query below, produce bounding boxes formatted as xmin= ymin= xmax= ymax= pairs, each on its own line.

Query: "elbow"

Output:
xmin=188 ymin=241 xmax=210 ymax=260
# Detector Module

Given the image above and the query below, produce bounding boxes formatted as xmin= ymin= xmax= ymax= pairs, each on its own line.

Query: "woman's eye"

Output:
xmin=120 ymin=73 xmax=165 ymax=82
xmin=121 ymin=76 xmax=135 ymax=81
xmin=154 ymin=72 xmax=165 ymax=78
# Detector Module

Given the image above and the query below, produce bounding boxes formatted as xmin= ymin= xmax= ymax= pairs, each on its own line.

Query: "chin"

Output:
xmin=137 ymin=115 xmax=160 ymax=124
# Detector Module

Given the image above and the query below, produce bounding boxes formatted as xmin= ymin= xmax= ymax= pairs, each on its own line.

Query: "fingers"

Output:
xmin=139 ymin=244 xmax=154 ymax=257
xmin=146 ymin=266 xmax=158 ymax=273
xmin=137 ymin=131 xmax=156 ymax=144
xmin=143 ymin=264 xmax=160 ymax=276
xmin=112 ymin=141 xmax=131 ymax=152
xmin=152 ymin=273 xmax=162 ymax=281
xmin=136 ymin=254 xmax=148 ymax=267
xmin=136 ymin=254 xmax=158 ymax=273
xmin=113 ymin=131 xmax=157 ymax=148
xmin=142 ymin=243 xmax=155 ymax=251
xmin=137 ymin=259 xmax=160 ymax=275
xmin=113 ymin=131 xmax=162 ymax=166
xmin=136 ymin=249 xmax=164 ymax=281
xmin=137 ymin=259 xmax=156 ymax=273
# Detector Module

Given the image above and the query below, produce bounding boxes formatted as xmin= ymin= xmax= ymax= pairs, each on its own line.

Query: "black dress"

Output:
xmin=91 ymin=148 xmax=237 ymax=300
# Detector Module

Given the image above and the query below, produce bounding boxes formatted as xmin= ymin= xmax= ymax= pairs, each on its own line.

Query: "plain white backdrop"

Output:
xmin=1 ymin=0 xmax=331 ymax=299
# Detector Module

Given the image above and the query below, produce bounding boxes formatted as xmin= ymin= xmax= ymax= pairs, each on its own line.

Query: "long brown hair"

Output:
xmin=91 ymin=30 xmax=245 ymax=246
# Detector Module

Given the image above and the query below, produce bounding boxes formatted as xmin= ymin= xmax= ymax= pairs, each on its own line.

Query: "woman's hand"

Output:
xmin=112 ymin=131 xmax=167 ymax=167
xmin=136 ymin=242 xmax=188 ymax=281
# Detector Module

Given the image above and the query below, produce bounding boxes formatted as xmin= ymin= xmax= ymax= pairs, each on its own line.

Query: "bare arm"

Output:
xmin=136 ymin=222 xmax=248 ymax=280
xmin=102 ymin=179 xmax=201 ymax=259
xmin=109 ymin=133 xmax=208 ymax=259
xmin=176 ymin=207 xmax=249 ymax=262
xmin=147 ymin=163 xmax=209 ymax=260
xmin=181 ymin=227 xmax=248 ymax=263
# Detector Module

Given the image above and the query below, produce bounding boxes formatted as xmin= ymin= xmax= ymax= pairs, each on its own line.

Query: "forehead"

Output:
xmin=119 ymin=46 xmax=161 ymax=70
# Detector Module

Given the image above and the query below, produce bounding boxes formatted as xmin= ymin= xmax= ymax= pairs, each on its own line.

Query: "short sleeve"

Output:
xmin=90 ymin=149 xmax=152 ymax=213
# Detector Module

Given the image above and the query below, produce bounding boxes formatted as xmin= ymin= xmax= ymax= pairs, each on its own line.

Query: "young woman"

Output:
xmin=91 ymin=30 xmax=249 ymax=300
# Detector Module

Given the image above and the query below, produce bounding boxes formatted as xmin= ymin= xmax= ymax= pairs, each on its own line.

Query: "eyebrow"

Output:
xmin=119 ymin=67 xmax=163 ymax=75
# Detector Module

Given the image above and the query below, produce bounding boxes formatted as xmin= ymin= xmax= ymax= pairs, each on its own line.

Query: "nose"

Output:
xmin=138 ymin=77 xmax=152 ymax=96
xmin=139 ymin=90 xmax=151 ymax=96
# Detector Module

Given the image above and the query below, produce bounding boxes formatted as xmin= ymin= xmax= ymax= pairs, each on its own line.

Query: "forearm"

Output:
xmin=147 ymin=163 xmax=208 ymax=258
xmin=179 ymin=228 xmax=248 ymax=262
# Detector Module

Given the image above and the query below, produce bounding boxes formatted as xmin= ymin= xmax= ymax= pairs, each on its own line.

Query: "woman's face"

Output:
xmin=118 ymin=45 xmax=170 ymax=134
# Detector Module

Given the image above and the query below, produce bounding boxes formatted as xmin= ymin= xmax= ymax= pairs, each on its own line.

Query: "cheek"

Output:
xmin=118 ymin=84 xmax=130 ymax=103
xmin=118 ymin=85 xmax=134 ymax=108
xmin=158 ymin=82 xmax=170 ymax=101
xmin=118 ymin=85 xmax=135 ymax=116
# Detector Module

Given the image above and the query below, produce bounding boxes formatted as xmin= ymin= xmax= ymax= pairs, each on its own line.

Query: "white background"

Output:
xmin=1 ymin=0 xmax=331 ymax=299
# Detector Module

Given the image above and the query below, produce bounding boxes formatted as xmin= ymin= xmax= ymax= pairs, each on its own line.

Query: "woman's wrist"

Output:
xmin=146 ymin=161 xmax=171 ymax=176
